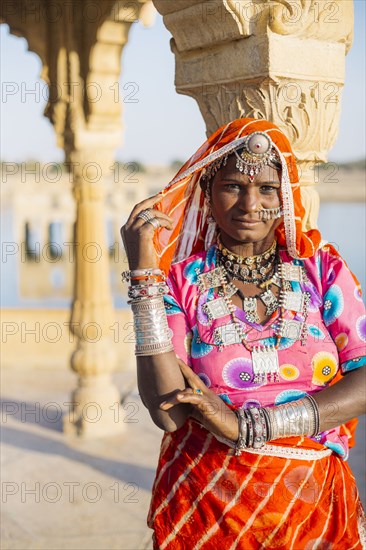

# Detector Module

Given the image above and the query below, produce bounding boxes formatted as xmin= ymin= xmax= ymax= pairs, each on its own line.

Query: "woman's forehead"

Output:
xmin=215 ymin=159 xmax=280 ymax=182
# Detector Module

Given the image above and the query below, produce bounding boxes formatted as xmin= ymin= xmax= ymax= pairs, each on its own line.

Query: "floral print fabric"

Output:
xmin=164 ymin=244 xmax=366 ymax=459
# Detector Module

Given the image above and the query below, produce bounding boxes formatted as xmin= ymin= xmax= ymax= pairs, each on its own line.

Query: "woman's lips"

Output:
xmin=232 ymin=218 xmax=261 ymax=226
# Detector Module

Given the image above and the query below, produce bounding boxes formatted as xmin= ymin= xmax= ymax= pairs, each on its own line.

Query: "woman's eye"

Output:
xmin=224 ymin=183 xmax=240 ymax=190
xmin=260 ymin=185 xmax=277 ymax=193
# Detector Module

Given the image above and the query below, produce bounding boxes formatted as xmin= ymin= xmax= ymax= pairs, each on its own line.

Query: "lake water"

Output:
xmin=1 ymin=203 xmax=365 ymax=308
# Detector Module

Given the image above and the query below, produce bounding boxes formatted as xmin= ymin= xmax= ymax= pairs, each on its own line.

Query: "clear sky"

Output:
xmin=1 ymin=1 xmax=365 ymax=164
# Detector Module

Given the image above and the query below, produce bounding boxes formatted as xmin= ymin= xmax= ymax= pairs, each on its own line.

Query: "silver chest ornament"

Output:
xmin=196 ymin=260 xmax=309 ymax=384
xmin=203 ymin=297 xmax=231 ymax=321
xmin=260 ymin=288 xmax=278 ymax=315
xmin=251 ymin=345 xmax=280 ymax=383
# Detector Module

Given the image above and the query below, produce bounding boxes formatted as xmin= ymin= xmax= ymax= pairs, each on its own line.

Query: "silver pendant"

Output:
xmin=197 ymin=267 xmax=224 ymax=291
xmin=213 ymin=324 xmax=243 ymax=346
xmin=203 ymin=297 xmax=230 ymax=321
xmin=243 ymin=297 xmax=260 ymax=323
xmin=239 ymin=266 xmax=250 ymax=278
xmin=279 ymin=264 xmax=304 ymax=283
xmin=276 ymin=319 xmax=304 ymax=340
xmin=280 ymin=291 xmax=305 ymax=312
xmin=271 ymin=272 xmax=282 ymax=287
xmin=252 ymin=346 xmax=280 ymax=383
xmin=224 ymin=281 xmax=239 ymax=299
xmin=260 ymin=289 xmax=278 ymax=315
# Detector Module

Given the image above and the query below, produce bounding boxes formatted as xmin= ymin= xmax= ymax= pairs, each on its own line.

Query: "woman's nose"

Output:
xmin=238 ymin=190 xmax=258 ymax=213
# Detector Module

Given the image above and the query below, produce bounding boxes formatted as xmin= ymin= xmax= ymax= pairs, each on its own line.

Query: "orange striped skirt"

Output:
xmin=148 ymin=419 xmax=365 ymax=549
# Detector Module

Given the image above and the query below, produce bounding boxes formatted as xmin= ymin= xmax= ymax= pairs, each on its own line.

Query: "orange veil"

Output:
xmin=153 ymin=118 xmax=322 ymax=274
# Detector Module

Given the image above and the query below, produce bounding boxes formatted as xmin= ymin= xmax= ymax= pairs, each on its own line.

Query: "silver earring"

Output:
xmin=205 ymin=199 xmax=216 ymax=224
xmin=207 ymin=211 xmax=216 ymax=224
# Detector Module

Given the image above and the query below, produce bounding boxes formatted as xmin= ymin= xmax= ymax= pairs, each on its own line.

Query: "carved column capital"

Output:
xmin=153 ymin=0 xmax=354 ymax=227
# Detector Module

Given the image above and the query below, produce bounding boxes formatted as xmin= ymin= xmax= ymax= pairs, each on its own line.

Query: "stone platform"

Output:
xmin=1 ymin=366 xmax=365 ymax=550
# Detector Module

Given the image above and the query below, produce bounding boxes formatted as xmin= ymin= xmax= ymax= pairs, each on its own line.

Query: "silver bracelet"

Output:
xmin=135 ymin=340 xmax=174 ymax=356
xmin=130 ymin=296 xmax=173 ymax=356
xmin=221 ymin=396 xmax=319 ymax=455
xmin=235 ymin=408 xmax=248 ymax=456
xmin=248 ymin=407 xmax=268 ymax=449
xmin=245 ymin=409 xmax=254 ymax=448
xmin=128 ymin=283 xmax=169 ymax=299
xmin=263 ymin=396 xmax=320 ymax=440
xmin=306 ymin=394 xmax=320 ymax=436
xmin=122 ymin=268 xmax=165 ymax=283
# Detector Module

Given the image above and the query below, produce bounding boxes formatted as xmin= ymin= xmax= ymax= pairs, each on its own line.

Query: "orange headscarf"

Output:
xmin=154 ymin=118 xmax=322 ymax=273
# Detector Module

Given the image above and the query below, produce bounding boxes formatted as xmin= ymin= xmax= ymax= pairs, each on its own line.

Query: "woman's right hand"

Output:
xmin=120 ymin=194 xmax=174 ymax=270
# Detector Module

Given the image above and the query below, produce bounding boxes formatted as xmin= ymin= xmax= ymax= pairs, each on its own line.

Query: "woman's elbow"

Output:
xmin=148 ymin=406 xmax=191 ymax=433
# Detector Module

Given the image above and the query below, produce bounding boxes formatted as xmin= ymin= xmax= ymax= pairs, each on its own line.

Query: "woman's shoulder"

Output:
xmin=279 ymin=242 xmax=347 ymax=273
xmin=169 ymin=245 xmax=217 ymax=281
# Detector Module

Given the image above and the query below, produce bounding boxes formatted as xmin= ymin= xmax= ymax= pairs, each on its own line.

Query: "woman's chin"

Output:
xmin=222 ymin=226 xmax=276 ymax=244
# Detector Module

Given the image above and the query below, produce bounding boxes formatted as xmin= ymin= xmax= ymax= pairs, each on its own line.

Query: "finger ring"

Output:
xmin=194 ymin=388 xmax=203 ymax=395
xmin=146 ymin=217 xmax=161 ymax=229
xmin=137 ymin=209 xmax=155 ymax=222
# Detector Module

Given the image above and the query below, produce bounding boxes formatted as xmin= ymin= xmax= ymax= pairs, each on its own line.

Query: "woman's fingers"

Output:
xmin=177 ymin=359 xmax=206 ymax=392
xmin=125 ymin=193 xmax=168 ymax=227
xmin=159 ymin=385 xmax=213 ymax=411
xmin=120 ymin=195 xmax=174 ymax=269
xmin=159 ymin=388 xmax=196 ymax=410
xmin=121 ymin=205 xmax=174 ymax=243
xmin=121 ymin=215 xmax=173 ymax=239
xmin=129 ymin=211 xmax=174 ymax=231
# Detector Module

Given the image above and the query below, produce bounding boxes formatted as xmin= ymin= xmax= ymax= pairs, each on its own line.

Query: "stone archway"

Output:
xmin=1 ymin=0 xmax=155 ymax=437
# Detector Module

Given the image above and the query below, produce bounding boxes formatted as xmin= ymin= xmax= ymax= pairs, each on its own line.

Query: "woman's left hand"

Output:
xmin=159 ymin=359 xmax=239 ymax=442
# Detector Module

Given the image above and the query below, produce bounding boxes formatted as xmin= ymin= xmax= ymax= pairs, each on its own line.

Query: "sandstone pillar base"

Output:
xmin=63 ymin=373 xmax=125 ymax=439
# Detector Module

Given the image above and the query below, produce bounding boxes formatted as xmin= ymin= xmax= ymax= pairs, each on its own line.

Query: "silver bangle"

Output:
xmin=131 ymin=295 xmax=165 ymax=310
xmin=245 ymin=409 xmax=254 ymax=448
xmin=249 ymin=407 xmax=268 ymax=449
xmin=122 ymin=268 xmax=165 ymax=283
xmin=135 ymin=340 xmax=174 ymax=356
xmin=128 ymin=283 xmax=169 ymax=299
xmin=304 ymin=394 xmax=320 ymax=436
xmin=130 ymin=295 xmax=173 ymax=356
xmin=235 ymin=408 xmax=248 ymax=456
xmin=130 ymin=268 xmax=163 ymax=277
xmin=263 ymin=397 xmax=319 ymax=441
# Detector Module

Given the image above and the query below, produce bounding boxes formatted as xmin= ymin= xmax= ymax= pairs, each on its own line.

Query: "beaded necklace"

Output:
xmin=198 ymin=245 xmax=310 ymax=384
xmin=216 ymin=236 xmax=277 ymax=284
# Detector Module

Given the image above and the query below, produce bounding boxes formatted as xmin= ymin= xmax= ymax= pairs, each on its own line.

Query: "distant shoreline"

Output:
xmin=316 ymin=168 xmax=365 ymax=203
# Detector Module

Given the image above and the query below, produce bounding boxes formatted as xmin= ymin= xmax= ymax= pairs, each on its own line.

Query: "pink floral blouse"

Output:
xmin=164 ymin=244 xmax=366 ymax=459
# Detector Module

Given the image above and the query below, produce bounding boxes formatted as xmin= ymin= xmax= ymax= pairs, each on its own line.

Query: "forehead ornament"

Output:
xmin=234 ymin=132 xmax=277 ymax=179
xmin=202 ymin=131 xmax=280 ymax=189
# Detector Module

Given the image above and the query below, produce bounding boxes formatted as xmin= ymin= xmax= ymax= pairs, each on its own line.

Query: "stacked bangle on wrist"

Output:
xmin=122 ymin=268 xmax=173 ymax=357
xmin=235 ymin=408 xmax=248 ymax=455
xmin=131 ymin=296 xmax=173 ymax=356
xmin=264 ymin=396 xmax=319 ymax=441
xmin=234 ymin=395 xmax=320 ymax=456
xmin=122 ymin=268 xmax=166 ymax=284
xmin=127 ymin=282 xmax=169 ymax=300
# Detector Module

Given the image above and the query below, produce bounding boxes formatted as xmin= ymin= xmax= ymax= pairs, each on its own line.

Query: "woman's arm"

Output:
xmin=137 ymin=353 xmax=192 ymax=432
xmin=120 ymin=194 xmax=193 ymax=432
xmin=139 ymin=355 xmax=366 ymax=437
xmin=160 ymin=361 xmax=366 ymax=444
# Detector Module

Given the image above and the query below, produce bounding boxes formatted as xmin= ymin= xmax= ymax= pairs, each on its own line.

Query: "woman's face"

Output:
xmin=210 ymin=155 xmax=282 ymax=250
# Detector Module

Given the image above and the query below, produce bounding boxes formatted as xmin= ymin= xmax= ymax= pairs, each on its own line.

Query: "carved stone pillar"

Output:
xmin=64 ymin=148 xmax=122 ymax=437
xmin=153 ymin=0 xmax=354 ymax=230
xmin=2 ymin=0 xmax=155 ymax=437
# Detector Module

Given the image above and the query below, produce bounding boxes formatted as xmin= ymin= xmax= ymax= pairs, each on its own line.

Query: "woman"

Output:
xmin=121 ymin=118 xmax=366 ymax=549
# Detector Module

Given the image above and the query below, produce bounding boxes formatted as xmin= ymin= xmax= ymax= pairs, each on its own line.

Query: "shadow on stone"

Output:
xmin=1 ymin=423 xmax=156 ymax=492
